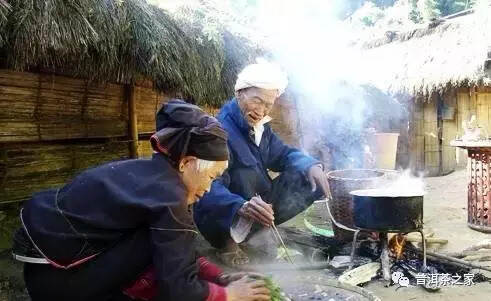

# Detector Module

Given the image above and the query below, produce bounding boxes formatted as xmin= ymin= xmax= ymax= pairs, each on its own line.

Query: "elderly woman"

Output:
xmin=12 ymin=100 xmax=270 ymax=301
xmin=194 ymin=62 xmax=330 ymax=266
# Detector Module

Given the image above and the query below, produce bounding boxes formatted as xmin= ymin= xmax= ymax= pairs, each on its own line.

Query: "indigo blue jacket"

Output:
xmin=22 ymin=154 xmax=209 ymax=300
xmin=194 ymin=99 xmax=319 ymax=246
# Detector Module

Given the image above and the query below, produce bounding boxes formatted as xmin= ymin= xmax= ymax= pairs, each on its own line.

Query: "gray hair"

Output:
xmin=196 ymin=159 xmax=228 ymax=172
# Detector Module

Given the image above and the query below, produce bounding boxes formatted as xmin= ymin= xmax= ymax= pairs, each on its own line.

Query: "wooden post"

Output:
xmin=437 ymin=93 xmax=444 ymax=175
xmin=126 ymin=85 xmax=139 ymax=159
xmin=408 ymin=97 xmax=417 ymax=172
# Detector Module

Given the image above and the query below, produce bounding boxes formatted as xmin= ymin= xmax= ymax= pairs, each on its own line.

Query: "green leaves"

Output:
xmin=264 ymin=277 xmax=286 ymax=301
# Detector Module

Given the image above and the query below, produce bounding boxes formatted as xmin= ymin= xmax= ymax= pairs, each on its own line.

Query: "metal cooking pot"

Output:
xmin=350 ymin=189 xmax=424 ymax=232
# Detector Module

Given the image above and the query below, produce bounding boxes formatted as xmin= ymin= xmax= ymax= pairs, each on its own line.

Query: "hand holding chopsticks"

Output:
xmin=238 ymin=194 xmax=274 ymax=227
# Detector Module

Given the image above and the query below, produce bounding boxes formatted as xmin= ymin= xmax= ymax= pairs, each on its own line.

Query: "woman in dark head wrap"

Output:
xmin=12 ymin=99 xmax=270 ymax=301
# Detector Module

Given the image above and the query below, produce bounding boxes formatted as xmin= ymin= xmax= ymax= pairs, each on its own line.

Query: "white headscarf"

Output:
xmin=234 ymin=59 xmax=288 ymax=97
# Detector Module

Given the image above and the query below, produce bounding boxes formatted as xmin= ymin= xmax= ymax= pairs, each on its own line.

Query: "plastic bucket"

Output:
xmin=368 ymin=133 xmax=399 ymax=170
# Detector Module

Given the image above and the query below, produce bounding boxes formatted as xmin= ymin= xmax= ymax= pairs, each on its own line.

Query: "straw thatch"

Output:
xmin=0 ymin=1 xmax=9 ymax=30
xmin=359 ymin=10 xmax=491 ymax=99
xmin=169 ymin=5 xmax=261 ymax=106
xmin=0 ymin=0 xmax=259 ymax=107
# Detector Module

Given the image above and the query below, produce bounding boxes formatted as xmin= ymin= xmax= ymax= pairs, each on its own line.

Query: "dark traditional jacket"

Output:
xmin=21 ymin=153 xmax=223 ymax=301
xmin=194 ymin=99 xmax=318 ymax=247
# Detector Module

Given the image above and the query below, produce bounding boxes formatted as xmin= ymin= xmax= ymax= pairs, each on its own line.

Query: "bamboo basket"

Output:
xmin=327 ymin=169 xmax=388 ymax=242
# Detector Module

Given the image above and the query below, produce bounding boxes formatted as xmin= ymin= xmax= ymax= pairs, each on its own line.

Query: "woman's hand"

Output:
xmin=217 ymin=272 xmax=265 ymax=286
xmin=225 ymin=276 xmax=270 ymax=301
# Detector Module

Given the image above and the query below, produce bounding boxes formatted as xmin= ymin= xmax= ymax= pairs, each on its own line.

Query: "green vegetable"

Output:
xmin=264 ymin=277 xmax=286 ymax=301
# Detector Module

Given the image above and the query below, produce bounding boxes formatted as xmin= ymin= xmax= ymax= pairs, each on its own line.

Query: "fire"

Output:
xmin=389 ymin=234 xmax=406 ymax=260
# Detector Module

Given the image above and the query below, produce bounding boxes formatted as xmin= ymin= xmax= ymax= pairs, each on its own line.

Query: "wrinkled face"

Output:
xmin=178 ymin=156 xmax=228 ymax=205
xmin=237 ymin=87 xmax=278 ymax=127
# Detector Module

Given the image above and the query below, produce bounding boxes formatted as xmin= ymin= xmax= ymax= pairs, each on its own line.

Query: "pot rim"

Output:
xmin=350 ymin=188 xmax=425 ymax=197
xmin=326 ymin=169 xmax=391 ymax=181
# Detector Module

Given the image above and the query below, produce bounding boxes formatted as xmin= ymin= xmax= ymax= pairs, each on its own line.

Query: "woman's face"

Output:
xmin=178 ymin=157 xmax=228 ymax=205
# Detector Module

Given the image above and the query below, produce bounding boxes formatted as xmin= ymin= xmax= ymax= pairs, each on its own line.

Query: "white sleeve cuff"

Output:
xmin=230 ymin=215 xmax=253 ymax=243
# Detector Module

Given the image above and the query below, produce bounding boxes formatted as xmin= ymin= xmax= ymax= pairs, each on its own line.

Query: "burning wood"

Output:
xmin=380 ymin=232 xmax=391 ymax=281
xmin=347 ymin=233 xmax=491 ymax=290
xmin=388 ymin=234 xmax=406 ymax=260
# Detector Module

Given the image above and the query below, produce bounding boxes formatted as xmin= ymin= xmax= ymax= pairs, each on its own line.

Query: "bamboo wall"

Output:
xmin=413 ymin=94 xmax=447 ymax=176
xmin=455 ymin=87 xmax=491 ymax=169
xmin=1 ymin=141 xmax=130 ymax=203
xmin=0 ymin=70 xmax=168 ymax=204
xmin=423 ymin=99 xmax=440 ymax=176
xmin=0 ymin=71 xmax=127 ymax=141
xmin=410 ymin=87 xmax=491 ymax=176
xmin=442 ymin=90 xmax=458 ymax=174
xmin=412 ymin=101 xmax=425 ymax=172
xmin=455 ymin=89 xmax=474 ymax=169
xmin=0 ymin=68 xmax=300 ymax=205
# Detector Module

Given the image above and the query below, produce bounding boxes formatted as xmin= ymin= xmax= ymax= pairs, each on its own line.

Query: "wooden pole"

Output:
xmin=416 ymin=248 xmax=491 ymax=273
xmin=437 ymin=93 xmax=444 ymax=175
xmin=126 ymin=85 xmax=139 ymax=159
xmin=406 ymin=237 xmax=448 ymax=244
xmin=408 ymin=97 xmax=417 ymax=172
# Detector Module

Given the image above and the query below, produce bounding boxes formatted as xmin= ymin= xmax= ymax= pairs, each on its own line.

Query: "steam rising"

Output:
xmin=358 ymin=170 xmax=426 ymax=197
xmin=385 ymin=170 xmax=425 ymax=195
xmin=249 ymin=0 xmax=406 ymax=168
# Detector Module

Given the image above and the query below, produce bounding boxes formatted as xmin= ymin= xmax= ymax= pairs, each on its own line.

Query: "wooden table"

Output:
xmin=450 ymin=140 xmax=491 ymax=232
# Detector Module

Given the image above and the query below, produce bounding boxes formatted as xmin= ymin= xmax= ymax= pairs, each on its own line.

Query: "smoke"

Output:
xmin=248 ymin=0 xmax=406 ymax=169
xmin=253 ymin=0 xmax=366 ymax=105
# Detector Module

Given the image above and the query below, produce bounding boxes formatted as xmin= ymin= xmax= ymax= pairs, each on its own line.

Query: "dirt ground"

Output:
xmin=1 ymin=169 xmax=490 ymax=300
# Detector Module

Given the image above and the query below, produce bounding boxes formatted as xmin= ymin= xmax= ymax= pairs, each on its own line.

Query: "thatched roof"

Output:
xmin=0 ymin=0 xmax=260 ymax=107
xmin=358 ymin=10 xmax=491 ymax=99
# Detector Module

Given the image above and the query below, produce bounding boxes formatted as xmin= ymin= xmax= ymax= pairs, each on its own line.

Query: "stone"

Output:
xmin=329 ymin=255 xmax=372 ymax=269
xmin=329 ymin=256 xmax=352 ymax=268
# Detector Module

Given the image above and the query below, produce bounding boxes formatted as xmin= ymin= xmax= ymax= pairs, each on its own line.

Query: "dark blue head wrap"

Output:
xmin=150 ymin=99 xmax=229 ymax=164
